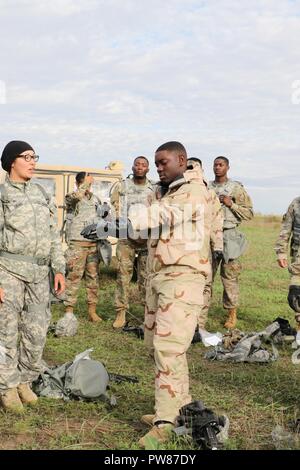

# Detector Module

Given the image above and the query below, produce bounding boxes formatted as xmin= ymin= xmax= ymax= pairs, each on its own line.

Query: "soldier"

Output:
xmin=187 ymin=158 xmax=224 ymax=329
xmin=0 ymin=140 xmax=65 ymax=413
xmin=275 ymin=197 xmax=300 ymax=329
xmin=110 ymin=156 xmax=155 ymax=329
xmin=82 ymin=141 xmax=212 ymax=448
xmin=207 ymin=156 xmax=254 ymax=329
xmin=64 ymin=172 xmax=104 ymax=322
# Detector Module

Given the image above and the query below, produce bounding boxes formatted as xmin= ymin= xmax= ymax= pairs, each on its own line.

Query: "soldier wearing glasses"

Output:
xmin=0 ymin=140 xmax=65 ymax=414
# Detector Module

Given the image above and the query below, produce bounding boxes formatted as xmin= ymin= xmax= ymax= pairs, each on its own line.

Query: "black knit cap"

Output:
xmin=1 ymin=140 xmax=34 ymax=172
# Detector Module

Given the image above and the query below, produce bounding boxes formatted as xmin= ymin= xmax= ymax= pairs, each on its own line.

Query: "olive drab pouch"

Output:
xmin=97 ymin=239 xmax=112 ymax=266
xmin=223 ymin=228 xmax=247 ymax=263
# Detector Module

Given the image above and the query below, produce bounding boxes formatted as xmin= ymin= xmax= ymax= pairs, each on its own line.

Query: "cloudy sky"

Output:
xmin=0 ymin=0 xmax=300 ymax=214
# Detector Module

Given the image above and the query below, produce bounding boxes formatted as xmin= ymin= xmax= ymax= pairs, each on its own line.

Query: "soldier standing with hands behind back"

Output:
xmin=206 ymin=156 xmax=254 ymax=329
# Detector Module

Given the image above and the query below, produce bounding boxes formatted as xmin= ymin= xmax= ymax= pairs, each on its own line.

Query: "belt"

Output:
xmin=0 ymin=252 xmax=50 ymax=266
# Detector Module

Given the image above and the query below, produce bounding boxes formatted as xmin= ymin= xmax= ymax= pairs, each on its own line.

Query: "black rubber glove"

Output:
xmin=213 ymin=251 xmax=223 ymax=263
xmin=81 ymin=223 xmax=98 ymax=240
xmin=288 ymin=285 xmax=300 ymax=313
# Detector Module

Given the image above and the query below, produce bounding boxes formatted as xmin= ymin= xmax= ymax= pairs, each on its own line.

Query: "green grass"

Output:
xmin=1 ymin=215 xmax=299 ymax=450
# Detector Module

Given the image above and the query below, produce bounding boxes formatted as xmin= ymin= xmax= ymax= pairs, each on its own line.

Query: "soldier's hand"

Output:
xmin=0 ymin=288 xmax=4 ymax=303
xmin=219 ymin=195 xmax=232 ymax=207
xmin=81 ymin=223 xmax=98 ymax=240
xmin=278 ymin=259 xmax=288 ymax=268
xmin=54 ymin=273 xmax=65 ymax=295
xmin=288 ymin=285 xmax=300 ymax=312
xmin=213 ymin=251 xmax=223 ymax=263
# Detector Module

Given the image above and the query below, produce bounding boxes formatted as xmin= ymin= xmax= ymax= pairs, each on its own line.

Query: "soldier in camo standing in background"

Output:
xmin=206 ymin=156 xmax=254 ymax=329
xmin=0 ymin=140 xmax=65 ymax=413
xmin=110 ymin=156 xmax=155 ymax=329
xmin=275 ymin=197 xmax=300 ymax=330
xmin=63 ymin=172 xmax=104 ymax=323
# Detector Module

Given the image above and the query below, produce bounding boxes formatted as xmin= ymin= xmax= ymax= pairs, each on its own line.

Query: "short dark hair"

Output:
xmin=188 ymin=157 xmax=202 ymax=167
xmin=133 ymin=156 xmax=149 ymax=165
xmin=76 ymin=171 xmax=86 ymax=185
xmin=214 ymin=156 xmax=229 ymax=165
xmin=156 ymin=141 xmax=187 ymax=158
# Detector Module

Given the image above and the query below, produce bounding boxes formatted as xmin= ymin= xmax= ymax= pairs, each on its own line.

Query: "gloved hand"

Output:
xmin=288 ymin=285 xmax=300 ymax=313
xmin=81 ymin=218 xmax=129 ymax=240
xmin=213 ymin=251 xmax=223 ymax=263
xmin=97 ymin=202 xmax=110 ymax=219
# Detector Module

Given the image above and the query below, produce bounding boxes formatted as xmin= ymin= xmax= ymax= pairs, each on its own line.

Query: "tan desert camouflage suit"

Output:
xmin=0 ymin=176 xmax=65 ymax=392
xmin=64 ymin=182 xmax=101 ymax=309
xmin=275 ymin=197 xmax=300 ymax=287
xmin=128 ymin=165 xmax=212 ymax=424
xmin=205 ymin=179 xmax=253 ymax=311
xmin=110 ymin=177 xmax=155 ymax=316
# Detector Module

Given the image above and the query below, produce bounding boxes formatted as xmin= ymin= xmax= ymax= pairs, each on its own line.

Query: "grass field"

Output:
xmin=1 ymin=215 xmax=299 ymax=450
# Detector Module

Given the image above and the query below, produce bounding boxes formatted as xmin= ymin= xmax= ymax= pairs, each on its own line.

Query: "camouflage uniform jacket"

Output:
xmin=65 ymin=182 xmax=100 ymax=242
xmin=0 ymin=175 xmax=65 ymax=283
xmin=110 ymin=176 xmax=155 ymax=248
xmin=209 ymin=179 xmax=253 ymax=229
xmin=187 ymin=161 xmax=223 ymax=252
xmin=128 ymin=167 xmax=212 ymax=276
xmin=275 ymin=197 xmax=300 ymax=262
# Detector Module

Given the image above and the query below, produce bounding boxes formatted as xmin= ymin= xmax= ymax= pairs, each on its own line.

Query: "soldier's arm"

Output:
xmin=274 ymin=202 xmax=294 ymax=261
xmin=229 ymin=185 xmax=254 ymax=221
xmin=0 ymin=203 xmax=4 ymax=299
xmin=49 ymin=196 xmax=66 ymax=275
xmin=0 ymin=200 xmax=3 ymax=250
xmin=129 ymin=187 xmax=204 ymax=234
xmin=210 ymin=191 xmax=224 ymax=252
xmin=65 ymin=182 xmax=91 ymax=205
xmin=109 ymin=182 xmax=122 ymax=218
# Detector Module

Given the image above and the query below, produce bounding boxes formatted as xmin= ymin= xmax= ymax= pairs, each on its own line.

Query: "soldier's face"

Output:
xmin=213 ymin=158 xmax=229 ymax=177
xmin=10 ymin=150 xmax=36 ymax=182
xmin=155 ymin=150 xmax=186 ymax=184
xmin=132 ymin=158 xmax=149 ymax=179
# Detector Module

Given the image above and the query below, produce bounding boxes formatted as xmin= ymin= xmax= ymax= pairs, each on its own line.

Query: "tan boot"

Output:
xmin=0 ymin=388 xmax=24 ymax=414
xmin=141 ymin=414 xmax=155 ymax=426
xmin=17 ymin=383 xmax=38 ymax=405
xmin=113 ymin=310 xmax=126 ymax=329
xmin=65 ymin=306 xmax=74 ymax=314
xmin=224 ymin=308 xmax=237 ymax=329
xmin=138 ymin=423 xmax=174 ymax=448
xmin=88 ymin=305 xmax=102 ymax=322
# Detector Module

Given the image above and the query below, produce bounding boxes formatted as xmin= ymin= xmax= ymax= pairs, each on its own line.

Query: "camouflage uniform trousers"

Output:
xmin=144 ymin=269 xmax=205 ymax=424
xmin=0 ymin=269 xmax=50 ymax=392
xmin=64 ymin=242 xmax=100 ymax=308
xmin=200 ymin=255 xmax=242 ymax=326
xmin=114 ymin=239 xmax=147 ymax=313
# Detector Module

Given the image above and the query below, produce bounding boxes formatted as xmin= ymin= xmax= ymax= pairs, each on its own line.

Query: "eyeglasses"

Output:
xmin=17 ymin=154 xmax=39 ymax=162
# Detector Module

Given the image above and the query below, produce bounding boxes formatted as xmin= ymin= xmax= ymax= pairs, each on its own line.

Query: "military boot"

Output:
xmin=141 ymin=414 xmax=155 ymax=426
xmin=17 ymin=383 xmax=38 ymax=405
xmin=224 ymin=308 xmax=237 ymax=329
xmin=88 ymin=305 xmax=102 ymax=323
xmin=138 ymin=423 xmax=174 ymax=448
xmin=113 ymin=310 xmax=126 ymax=329
xmin=0 ymin=388 xmax=24 ymax=414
